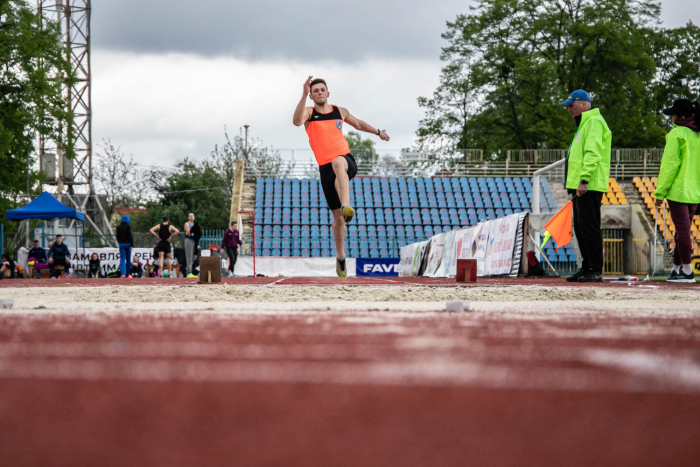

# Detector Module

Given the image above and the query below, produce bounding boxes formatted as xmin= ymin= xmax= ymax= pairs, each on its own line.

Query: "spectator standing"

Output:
xmin=0 ymin=253 xmax=15 ymax=279
xmin=222 ymin=221 xmax=243 ymax=277
xmin=654 ymin=99 xmax=700 ymax=283
xmin=149 ymin=216 xmax=180 ymax=277
xmin=561 ymin=90 xmax=612 ymax=283
xmin=47 ymin=234 xmax=71 ymax=278
xmin=117 ymin=215 xmax=134 ymax=278
xmin=184 ymin=213 xmax=197 ymax=276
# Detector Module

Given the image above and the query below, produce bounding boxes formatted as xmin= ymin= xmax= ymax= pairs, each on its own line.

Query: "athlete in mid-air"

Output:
xmin=293 ymin=76 xmax=390 ymax=279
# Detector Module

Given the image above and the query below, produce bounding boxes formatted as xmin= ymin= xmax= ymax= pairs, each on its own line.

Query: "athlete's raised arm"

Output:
xmin=340 ymin=107 xmax=390 ymax=141
xmin=292 ymin=76 xmax=313 ymax=126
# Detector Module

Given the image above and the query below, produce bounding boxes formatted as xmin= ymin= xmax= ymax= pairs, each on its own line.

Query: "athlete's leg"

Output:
xmin=158 ymin=251 xmax=164 ymax=273
xmin=332 ymin=157 xmax=350 ymax=206
xmin=331 ymin=208 xmax=346 ymax=258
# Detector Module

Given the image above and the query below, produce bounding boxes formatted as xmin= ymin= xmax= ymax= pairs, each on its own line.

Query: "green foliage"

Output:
xmin=346 ymin=131 xmax=376 ymax=166
xmin=417 ymin=0 xmax=700 ymax=157
xmin=131 ymin=159 xmax=230 ymax=232
xmin=127 ymin=127 xmax=283 ymax=232
xmin=209 ymin=126 xmax=291 ymax=182
xmin=0 ymin=0 xmax=73 ymax=221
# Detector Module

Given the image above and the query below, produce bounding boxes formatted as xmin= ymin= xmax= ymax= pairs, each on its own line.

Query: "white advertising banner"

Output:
xmin=426 ymin=234 xmax=445 ymax=277
xmin=484 ymin=214 xmax=521 ymax=276
xmin=234 ymin=257 xmax=356 ymax=277
xmin=434 ymin=230 xmax=456 ymax=278
xmin=18 ymin=247 xmax=179 ymax=277
xmin=472 ymin=223 xmax=489 ymax=276
xmin=414 ymin=240 xmax=430 ymax=277
xmin=448 ymin=228 xmax=470 ymax=277
xmin=399 ymin=243 xmax=417 ymax=277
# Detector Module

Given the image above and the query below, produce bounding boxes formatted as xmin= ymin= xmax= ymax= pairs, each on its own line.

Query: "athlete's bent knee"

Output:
xmin=332 ymin=157 xmax=347 ymax=173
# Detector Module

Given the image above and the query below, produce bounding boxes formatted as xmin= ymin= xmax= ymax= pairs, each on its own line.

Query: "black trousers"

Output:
xmin=226 ymin=247 xmax=238 ymax=272
xmin=50 ymin=258 xmax=69 ymax=277
xmin=571 ymin=190 xmax=604 ymax=273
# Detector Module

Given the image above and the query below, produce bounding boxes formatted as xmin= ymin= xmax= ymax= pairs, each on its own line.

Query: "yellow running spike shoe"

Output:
xmin=341 ymin=204 xmax=355 ymax=223
xmin=336 ymin=257 xmax=347 ymax=280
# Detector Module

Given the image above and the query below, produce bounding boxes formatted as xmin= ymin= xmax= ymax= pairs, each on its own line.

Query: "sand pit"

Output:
xmin=1 ymin=282 xmax=699 ymax=317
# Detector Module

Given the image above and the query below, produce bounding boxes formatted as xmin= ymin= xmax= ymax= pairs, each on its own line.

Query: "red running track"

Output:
xmin=0 ymin=294 xmax=699 ymax=465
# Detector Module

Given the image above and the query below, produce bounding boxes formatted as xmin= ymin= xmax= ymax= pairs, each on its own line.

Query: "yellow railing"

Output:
xmin=603 ymin=238 xmax=624 ymax=275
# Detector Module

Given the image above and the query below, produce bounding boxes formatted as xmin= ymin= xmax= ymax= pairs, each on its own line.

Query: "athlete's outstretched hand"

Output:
xmin=303 ymin=76 xmax=313 ymax=96
xmin=379 ymin=130 xmax=390 ymax=142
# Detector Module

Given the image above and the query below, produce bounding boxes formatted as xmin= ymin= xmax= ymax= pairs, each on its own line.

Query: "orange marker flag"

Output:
xmin=542 ymin=200 xmax=573 ymax=251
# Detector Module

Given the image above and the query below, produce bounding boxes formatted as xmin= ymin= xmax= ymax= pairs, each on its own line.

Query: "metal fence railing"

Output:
xmin=242 ymin=148 xmax=665 ymax=181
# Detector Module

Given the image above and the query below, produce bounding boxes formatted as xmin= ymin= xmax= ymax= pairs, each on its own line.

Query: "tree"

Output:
xmin=208 ymin=126 xmax=291 ymax=186
xmin=651 ymin=21 xmax=700 ymax=118
xmin=417 ymin=0 xmax=700 ymax=157
xmin=0 ymin=0 xmax=73 ymax=221
xmin=346 ymin=131 xmax=376 ymax=166
xmin=131 ymin=159 xmax=230 ymax=232
xmin=93 ymin=139 xmax=148 ymax=222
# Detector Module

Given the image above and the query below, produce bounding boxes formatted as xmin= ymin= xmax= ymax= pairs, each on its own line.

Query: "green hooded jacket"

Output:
xmin=654 ymin=126 xmax=700 ymax=204
xmin=565 ymin=108 xmax=612 ymax=192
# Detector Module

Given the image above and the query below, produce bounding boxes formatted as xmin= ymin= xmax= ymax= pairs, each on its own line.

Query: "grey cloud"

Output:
xmin=92 ymin=0 xmax=470 ymax=62
xmin=92 ymin=0 xmax=699 ymax=63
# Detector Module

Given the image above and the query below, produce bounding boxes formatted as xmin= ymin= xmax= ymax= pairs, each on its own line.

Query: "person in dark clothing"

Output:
xmin=222 ymin=221 xmax=243 ymax=277
xmin=149 ymin=216 xmax=180 ymax=277
xmin=89 ymin=253 xmax=101 ymax=278
xmin=47 ymin=235 xmax=71 ymax=278
xmin=116 ymin=215 xmax=134 ymax=278
xmin=28 ymin=240 xmax=47 ymax=264
xmin=188 ymin=218 xmax=202 ymax=276
xmin=654 ymin=99 xmax=700 ymax=283
xmin=1 ymin=253 xmax=15 ymax=279
xmin=28 ymin=240 xmax=48 ymax=278
xmin=561 ymin=90 xmax=612 ymax=283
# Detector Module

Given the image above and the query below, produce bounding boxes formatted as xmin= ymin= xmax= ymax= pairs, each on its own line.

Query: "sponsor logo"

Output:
xmin=363 ymin=263 xmax=399 ymax=274
xmin=336 ymin=121 xmax=342 ymax=129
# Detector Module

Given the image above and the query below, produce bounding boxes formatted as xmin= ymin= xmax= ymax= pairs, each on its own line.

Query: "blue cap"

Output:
xmin=121 ymin=215 xmax=130 ymax=223
xmin=562 ymin=89 xmax=591 ymax=106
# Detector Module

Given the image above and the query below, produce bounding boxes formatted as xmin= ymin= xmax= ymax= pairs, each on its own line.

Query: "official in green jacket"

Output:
xmin=654 ymin=99 xmax=700 ymax=283
xmin=562 ymin=89 xmax=612 ymax=283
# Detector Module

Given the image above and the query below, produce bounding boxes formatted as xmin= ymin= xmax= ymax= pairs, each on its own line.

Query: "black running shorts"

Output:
xmin=157 ymin=240 xmax=172 ymax=254
xmin=318 ymin=154 xmax=358 ymax=211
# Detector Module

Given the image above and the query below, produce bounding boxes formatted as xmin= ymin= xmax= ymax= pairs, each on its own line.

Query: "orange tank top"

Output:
xmin=305 ymin=105 xmax=351 ymax=166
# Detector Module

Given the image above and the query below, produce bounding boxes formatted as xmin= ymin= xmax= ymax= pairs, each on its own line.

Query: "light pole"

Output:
xmin=243 ymin=124 xmax=250 ymax=159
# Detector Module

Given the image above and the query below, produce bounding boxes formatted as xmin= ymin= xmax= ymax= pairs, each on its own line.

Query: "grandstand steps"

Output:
xmin=549 ymin=182 xmax=570 ymax=210
xmin=239 ymin=181 xmax=257 ymax=245
xmin=620 ymin=181 xmax=653 ymax=226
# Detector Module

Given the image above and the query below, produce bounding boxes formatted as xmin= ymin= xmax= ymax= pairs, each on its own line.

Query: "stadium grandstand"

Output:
xmin=251 ymin=176 xmax=577 ymax=264
xmin=634 ymin=176 xmax=700 ymax=256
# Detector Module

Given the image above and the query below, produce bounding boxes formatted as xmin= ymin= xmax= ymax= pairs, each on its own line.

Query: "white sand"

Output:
xmin=1 ymin=283 xmax=699 ymax=317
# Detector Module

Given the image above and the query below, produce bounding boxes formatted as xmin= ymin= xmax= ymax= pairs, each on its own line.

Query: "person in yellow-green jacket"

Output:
xmin=654 ymin=99 xmax=700 ymax=283
xmin=561 ymin=90 xmax=612 ymax=283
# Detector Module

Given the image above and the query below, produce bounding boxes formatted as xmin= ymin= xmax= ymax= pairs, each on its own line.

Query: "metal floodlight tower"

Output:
xmin=37 ymin=0 xmax=115 ymax=244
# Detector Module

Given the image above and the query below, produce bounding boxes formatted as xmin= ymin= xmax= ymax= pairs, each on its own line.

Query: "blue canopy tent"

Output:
xmin=6 ymin=192 xmax=85 ymax=222
xmin=6 ymin=192 xmax=86 ymax=269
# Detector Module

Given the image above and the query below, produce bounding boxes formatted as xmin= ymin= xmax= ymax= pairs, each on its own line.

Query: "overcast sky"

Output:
xmin=90 ymin=0 xmax=700 ymax=168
